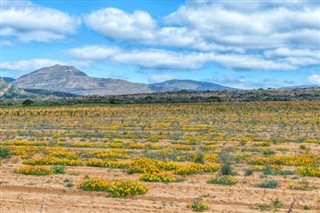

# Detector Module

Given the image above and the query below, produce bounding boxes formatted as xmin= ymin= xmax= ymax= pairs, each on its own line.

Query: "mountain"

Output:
xmin=13 ymin=64 xmax=153 ymax=95
xmin=0 ymin=78 xmax=76 ymax=99
xmin=0 ymin=78 xmax=36 ymax=98
xmin=151 ymin=79 xmax=237 ymax=92
xmin=280 ymin=85 xmax=320 ymax=89
xmin=13 ymin=64 xmax=238 ymax=96
xmin=1 ymin=77 xmax=15 ymax=83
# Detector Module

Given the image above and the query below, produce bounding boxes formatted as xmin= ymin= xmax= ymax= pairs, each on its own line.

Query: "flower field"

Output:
xmin=0 ymin=101 xmax=319 ymax=212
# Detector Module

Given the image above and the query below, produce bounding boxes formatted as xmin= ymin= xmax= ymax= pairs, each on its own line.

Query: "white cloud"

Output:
xmin=0 ymin=59 xmax=64 ymax=72
xmin=211 ymin=54 xmax=296 ymax=71
xmin=85 ymin=8 xmax=156 ymax=41
xmin=149 ymin=74 xmax=176 ymax=83
xmin=69 ymin=45 xmax=297 ymax=71
xmin=0 ymin=40 xmax=13 ymax=47
xmin=69 ymin=45 xmax=121 ymax=61
xmin=165 ymin=4 xmax=320 ymax=50
xmin=265 ymin=48 xmax=320 ymax=59
xmin=209 ymin=75 xmax=297 ymax=89
xmin=306 ymin=74 xmax=320 ymax=85
xmin=82 ymin=2 xmax=320 ymax=72
xmin=1 ymin=0 xmax=80 ymax=42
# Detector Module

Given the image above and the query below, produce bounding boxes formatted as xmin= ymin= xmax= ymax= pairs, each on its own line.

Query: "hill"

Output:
xmin=13 ymin=65 xmax=237 ymax=95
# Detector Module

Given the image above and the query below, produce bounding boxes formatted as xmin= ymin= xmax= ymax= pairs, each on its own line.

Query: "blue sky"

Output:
xmin=1 ymin=0 xmax=319 ymax=89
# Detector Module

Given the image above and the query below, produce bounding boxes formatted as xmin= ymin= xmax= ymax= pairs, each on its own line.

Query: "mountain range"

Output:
xmin=10 ymin=64 xmax=237 ymax=96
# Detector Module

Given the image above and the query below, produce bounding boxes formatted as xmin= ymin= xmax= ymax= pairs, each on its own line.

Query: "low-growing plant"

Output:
xmin=271 ymin=198 xmax=283 ymax=210
xmin=264 ymin=165 xmax=294 ymax=176
xmin=244 ymin=170 xmax=253 ymax=176
xmin=53 ymin=165 xmax=66 ymax=174
xmin=14 ymin=165 xmax=53 ymax=176
xmin=298 ymin=165 xmax=320 ymax=177
xmin=108 ymin=178 xmax=149 ymax=197
xmin=194 ymin=152 xmax=205 ymax=164
xmin=187 ymin=201 xmax=210 ymax=212
xmin=220 ymin=164 xmax=233 ymax=175
xmin=208 ymin=176 xmax=238 ymax=185
xmin=127 ymin=158 xmax=160 ymax=174
xmin=64 ymin=178 xmax=71 ymax=183
xmin=174 ymin=163 xmax=203 ymax=175
xmin=66 ymin=182 xmax=75 ymax=187
xmin=0 ymin=148 xmax=11 ymax=159
xmin=140 ymin=172 xmax=179 ymax=183
xmin=303 ymin=205 xmax=311 ymax=210
xmin=288 ymin=179 xmax=314 ymax=190
xmin=256 ymin=180 xmax=279 ymax=188
xmin=78 ymin=176 xmax=111 ymax=191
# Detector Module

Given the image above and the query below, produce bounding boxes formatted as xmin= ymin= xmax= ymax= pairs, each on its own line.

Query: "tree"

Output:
xmin=22 ymin=99 xmax=34 ymax=106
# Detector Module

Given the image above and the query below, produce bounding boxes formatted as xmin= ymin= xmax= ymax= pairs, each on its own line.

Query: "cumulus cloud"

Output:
xmin=149 ymin=74 xmax=176 ymax=83
xmin=69 ymin=45 xmax=121 ymax=61
xmin=165 ymin=3 xmax=320 ymax=50
xmin=306 ymin=74 xmax=320 ymax=85
xmin=85 ymin=8 xmax=156 ymax=41
xmin=208 ymin=75 xmax=298 ymax=89
xmin=0 ymin=59 xmax=64 ymax=72
xmin=69 ymin=45 xmax=297 ymax=71
xmin=1 ymin=0 xmax=80 ymax=42
xmin=82 ymin=2 xmax=320 ymax=72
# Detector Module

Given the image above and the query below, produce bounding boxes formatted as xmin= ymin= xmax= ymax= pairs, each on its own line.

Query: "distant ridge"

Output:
xmin=12 ymin=64 xmax=238 ymax=95
xmin=2 ymin=77 xmax=15 ymax=83
xmin=280 ymin=85 xmax=320 ymax=89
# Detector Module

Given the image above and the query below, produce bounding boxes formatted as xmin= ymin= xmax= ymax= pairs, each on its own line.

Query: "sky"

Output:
xmin=0 ymin=0 xmax=319 ymax=89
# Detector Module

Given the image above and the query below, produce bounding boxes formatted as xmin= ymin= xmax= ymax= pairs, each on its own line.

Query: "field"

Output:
xmin=0 ymin=102 xmax=319 ymax=212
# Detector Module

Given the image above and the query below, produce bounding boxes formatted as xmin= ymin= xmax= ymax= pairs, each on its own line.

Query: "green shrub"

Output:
xmin=244 ymin=170 xmax=253 ymax=176
xmin=22 ymin=99 xmax=34 ymax=106
xmin=66 ymin=182 xmax=75 ymax=187
xmin=53 ymin=165 xmax=66 ymax=174
xmin=208 ymin=176 xmax=238 ymax=185
xmin=194 ymin=152 xmax=205 ymax=164
xmin=187 ymin=201 xmax=210 ymax=212
xmin=220 ymin=164 xmax=233 ymax=175
xmin=0 ymin=148 xmax=11 ymax=159
xmin=256 ymin=180 xmax=279 ymax=188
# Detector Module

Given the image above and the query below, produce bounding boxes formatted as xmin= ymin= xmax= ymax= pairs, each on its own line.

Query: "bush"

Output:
xmin=264 ymin=165 xmax=294 ymax=176
xmin=22 ymin=99 xmax=34 ymax=106
xmin=256 ymin=180 xmax=279 ymax=188
xmin=140 ymin=172 xmax=179 ymax=183
xmin=208 ymin=176 xmax=238 ymax=185
xmin=0 ymin=148 xmax=11 ymax=159
xmin=220 ymin=164 xmax=233 ymax=175
xmin=127 ymin=158 xmax=160 ymax=174
xmin=78 ymin=177 xmax=111 ymax=191
xmin=299 ymin=165 xmax=320 ymax=177
xmin=194 ymin=152 xmax=205 ymax=164
xmin=175 ymin=163 xmax=203 ymax=175
xmin=187 ymin=201 xmax=210 ymax=212
xmin=53 ymin=165 xmax=66 ymax=174
xmin=288 ymin=179 xmax=313 ymax=190
xmin=14 ymin=165 xmax=53 ymax=176
xmin=244 ymin=170 xmax=253 ymax=176
xmin=66 ymin=182 xmax=75 ymax=187
xmin=78 ymin=177 xmax=149 ymax=197
xmin=108 ymin=178 xmax=148 ymax=197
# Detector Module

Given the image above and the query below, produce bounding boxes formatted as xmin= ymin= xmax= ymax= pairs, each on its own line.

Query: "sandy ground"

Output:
xmin=1 ymin=163 xmax=319 ymax=213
